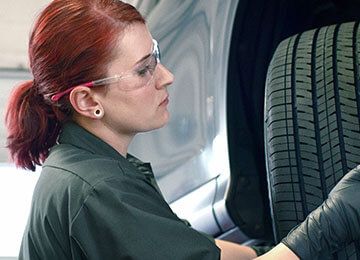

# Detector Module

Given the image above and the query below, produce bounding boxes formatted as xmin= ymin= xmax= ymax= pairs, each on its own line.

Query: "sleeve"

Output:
xmin=179 ymin=218 xmax=216 ymax=244
xmin=69 ymin=177 xmax=220 ymax=260
xmin=19 ymin=231 xmax=42 ymax=260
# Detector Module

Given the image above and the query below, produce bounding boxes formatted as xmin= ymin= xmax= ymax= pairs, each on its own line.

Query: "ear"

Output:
xmin=69 ymin=86 xmax=104 ymax=119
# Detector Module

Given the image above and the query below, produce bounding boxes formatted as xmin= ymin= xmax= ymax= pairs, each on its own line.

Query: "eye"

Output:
xmin=136 ymin=64 xmax=152 ymax=77
xmin=136 ymin=55 xmax=157 ymax=77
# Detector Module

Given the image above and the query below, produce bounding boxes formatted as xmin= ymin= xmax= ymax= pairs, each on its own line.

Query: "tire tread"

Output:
xmin=265 ymin=21 xmax=360 ymax=259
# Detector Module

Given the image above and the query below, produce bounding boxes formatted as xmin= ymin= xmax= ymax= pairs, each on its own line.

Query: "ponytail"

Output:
xmin=5 ymin=80 xmax=62 ymax=171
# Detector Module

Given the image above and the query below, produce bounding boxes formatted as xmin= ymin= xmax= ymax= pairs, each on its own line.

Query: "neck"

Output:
xmin=98 ymin=128 xmax=133 ymax=157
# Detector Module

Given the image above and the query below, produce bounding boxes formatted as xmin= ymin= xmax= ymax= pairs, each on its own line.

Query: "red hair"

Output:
xmin=5 ymin=0 xmax=145 ymax=171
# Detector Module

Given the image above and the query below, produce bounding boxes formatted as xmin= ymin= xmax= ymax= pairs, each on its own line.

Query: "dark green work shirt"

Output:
xmin=19 ymin=122 xmax=220 ymax=260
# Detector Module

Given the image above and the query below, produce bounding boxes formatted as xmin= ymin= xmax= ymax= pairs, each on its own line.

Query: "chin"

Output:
xmin=151 ymin=112 xmax=170 ymax=131
xmin=138 ymin=114 xmax=169 ymax=133
xmin=161 ymin=111 xmax=170 ymax=126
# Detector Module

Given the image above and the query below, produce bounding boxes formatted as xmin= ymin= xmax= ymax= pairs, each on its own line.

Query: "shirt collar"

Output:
xmin=57 ymin=121 xmax=163 ymax=195
xmin=58 ymin=121 xmax=126 ymax=161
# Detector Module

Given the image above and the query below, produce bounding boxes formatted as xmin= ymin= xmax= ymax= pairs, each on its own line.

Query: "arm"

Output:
xmin=215 ymin=239 xmax=257 ymax=260
xmin=200 ymin=166 xmax=360 ymax=260
xmin=255 ymin=243 xmax=299 ymax=259
xmin=70 ymin=177 xmax=221 ymax=259
xmin=259 ymin=166 xmax=360 ymax=260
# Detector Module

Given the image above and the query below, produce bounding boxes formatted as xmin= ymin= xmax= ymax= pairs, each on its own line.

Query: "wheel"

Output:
xmin=265 ymin=21 xmax=360 ymax=259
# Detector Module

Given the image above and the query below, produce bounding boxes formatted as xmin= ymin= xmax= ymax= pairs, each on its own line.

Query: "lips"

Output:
xmin=159 ymin=95 xmax=169 ymax=106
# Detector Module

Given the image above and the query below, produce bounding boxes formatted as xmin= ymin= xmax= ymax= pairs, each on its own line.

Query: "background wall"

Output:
xmin=0 ymin=0 xmax=148 ymax=69
xmin=0 ymin=1 xmax=51 ymax=69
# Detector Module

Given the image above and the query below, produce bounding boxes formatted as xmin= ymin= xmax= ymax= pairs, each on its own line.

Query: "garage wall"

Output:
xmin=0 ymin=0 xmax=144 ymax=69
xmin=0 ymin=1 xmax=51 ymax=69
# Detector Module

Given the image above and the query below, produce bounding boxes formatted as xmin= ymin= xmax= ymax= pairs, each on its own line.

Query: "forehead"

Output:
xmin=113 ymin=23 xmax=153 ymax=69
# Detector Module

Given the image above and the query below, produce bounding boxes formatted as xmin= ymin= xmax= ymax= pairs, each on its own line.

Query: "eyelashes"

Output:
xmin=136 ymin=58 xmax=157 ymax=77
xmin=136 ymin=65 xmax=152 ymax=77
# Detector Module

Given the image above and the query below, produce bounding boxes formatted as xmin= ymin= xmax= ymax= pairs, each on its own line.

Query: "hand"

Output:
xmin=281 ymin=165 xmax=360 ymax=259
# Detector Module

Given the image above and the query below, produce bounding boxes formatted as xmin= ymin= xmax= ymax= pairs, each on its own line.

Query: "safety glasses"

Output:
xmin=51 ymin=39 xmax=161 ymax=102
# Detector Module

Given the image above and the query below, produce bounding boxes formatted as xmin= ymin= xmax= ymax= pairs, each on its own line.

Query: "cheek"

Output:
xmin=108 ymin=91 xmax=158 ymax=128
xmin=105 ymin=85 xmax=162 ymax=125
xmin=130 ymin=88 xmax=158 ymax=111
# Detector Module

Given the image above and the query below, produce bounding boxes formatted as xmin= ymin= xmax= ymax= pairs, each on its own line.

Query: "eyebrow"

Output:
xmin=134 ymin=52 xmax=152 ymax=66
xmin=133 ymin=41 xmax=154 ymax=66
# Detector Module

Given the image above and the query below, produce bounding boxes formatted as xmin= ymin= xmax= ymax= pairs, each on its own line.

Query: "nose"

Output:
xmin=155 ymin=63 xmax=174 ymax=89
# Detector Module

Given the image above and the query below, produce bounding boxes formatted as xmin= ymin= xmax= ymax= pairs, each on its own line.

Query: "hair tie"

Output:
xmin=28 ymin=80 xmax=43 ymax=101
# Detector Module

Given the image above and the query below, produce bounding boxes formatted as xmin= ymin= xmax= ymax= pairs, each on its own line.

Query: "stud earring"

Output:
xmin=94 ymin=109 xmax=103 ymax=118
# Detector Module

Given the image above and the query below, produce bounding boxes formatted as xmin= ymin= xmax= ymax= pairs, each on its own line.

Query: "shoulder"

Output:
xmin=33 ymin=143 xmax=144 ymax=218
xmin=42 ymin=143 xmax=135 ymax=186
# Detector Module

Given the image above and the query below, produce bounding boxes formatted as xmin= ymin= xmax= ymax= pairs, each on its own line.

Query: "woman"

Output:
xmin=6 ymin=0 xmax=359 ymax=259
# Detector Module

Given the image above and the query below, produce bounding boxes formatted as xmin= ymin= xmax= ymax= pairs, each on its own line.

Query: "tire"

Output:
xmin=265 ymin=21 xmax=360 ymax=259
